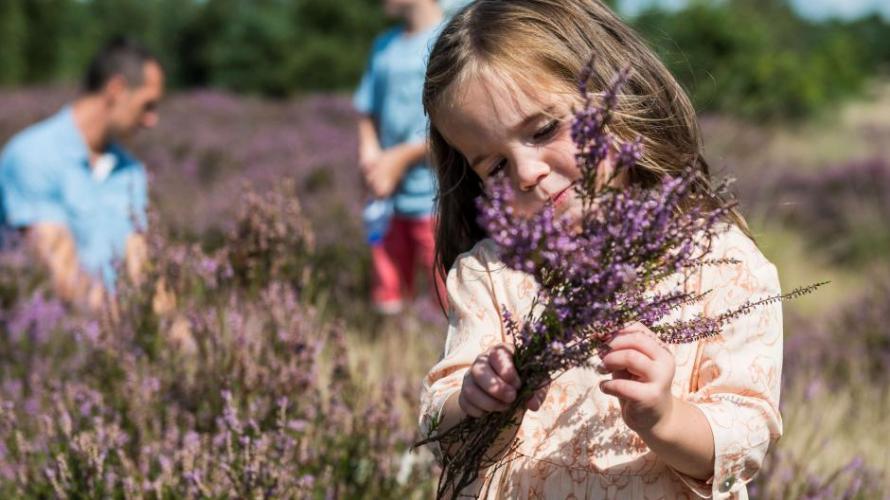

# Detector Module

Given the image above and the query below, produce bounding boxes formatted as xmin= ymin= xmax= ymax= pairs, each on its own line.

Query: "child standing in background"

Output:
xmin=355 ymin=0 xmax=445 ymax=315
xmin=419 ymin=0 xmax=783 ymax=497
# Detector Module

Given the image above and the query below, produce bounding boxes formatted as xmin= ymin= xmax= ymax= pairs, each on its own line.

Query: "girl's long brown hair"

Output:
xmin=424 ymin=0 xmax=750 ymax=279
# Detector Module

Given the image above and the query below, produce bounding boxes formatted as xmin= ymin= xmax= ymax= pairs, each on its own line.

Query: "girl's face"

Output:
xmin=436 ymin=73 xmax=585 ymax=221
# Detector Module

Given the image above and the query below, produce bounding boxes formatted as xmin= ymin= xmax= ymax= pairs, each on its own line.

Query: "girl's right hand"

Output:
xmin=458 ymin=344 xmax=550 ymax=418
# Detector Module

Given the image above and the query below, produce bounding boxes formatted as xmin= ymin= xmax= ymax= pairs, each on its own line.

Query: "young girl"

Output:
xmin=419 ymin=1 xmax=782 ymax=498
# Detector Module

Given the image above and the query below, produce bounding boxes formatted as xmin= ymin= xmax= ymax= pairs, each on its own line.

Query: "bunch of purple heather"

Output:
xmin=416 ymin=65 xmax=823 ymax=499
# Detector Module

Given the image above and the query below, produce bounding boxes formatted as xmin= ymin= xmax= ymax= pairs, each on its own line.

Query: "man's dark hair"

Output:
xmin=83 ymin=37 xmax=159 ymax=93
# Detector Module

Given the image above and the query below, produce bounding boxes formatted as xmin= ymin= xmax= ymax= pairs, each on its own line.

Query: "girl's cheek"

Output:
xmin=546 ymin=136 xmax=580 ymax=178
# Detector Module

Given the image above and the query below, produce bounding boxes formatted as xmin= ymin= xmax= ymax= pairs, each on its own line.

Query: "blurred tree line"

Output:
xmin=633 ymin=0 xmax=890 ymax=119
xmin=0 ymin=0 xmax=389 ymax=97
xmin=0 ymin=0 xmax=888 ymax=120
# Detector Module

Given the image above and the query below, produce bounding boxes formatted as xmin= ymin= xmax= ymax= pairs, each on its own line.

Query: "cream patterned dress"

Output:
xmin=420 ymin=225 xmax=783 ymax=499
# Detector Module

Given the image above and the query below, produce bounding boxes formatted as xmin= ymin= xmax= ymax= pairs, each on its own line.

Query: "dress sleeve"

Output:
xmin=418 ymin=241 xmax=513 ymax=459
xmin=673 ymin=229 xmax=784 ymax=499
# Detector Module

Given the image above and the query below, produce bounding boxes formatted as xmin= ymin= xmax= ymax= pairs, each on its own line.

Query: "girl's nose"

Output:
xmin=515 ymin=153 xmax=550 ymax=192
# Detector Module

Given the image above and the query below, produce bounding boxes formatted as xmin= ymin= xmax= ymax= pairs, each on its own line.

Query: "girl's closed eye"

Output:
xmin=482 ymin=119 xmax=563 ymax=178
xmin=532 ymin=119 xmax=561 ymax=143
xmin=489 ymin=158 xmax=507 ymax=177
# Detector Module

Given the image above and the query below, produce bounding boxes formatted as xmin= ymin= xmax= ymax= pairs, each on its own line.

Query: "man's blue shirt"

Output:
xmin=353 ymin=23 xmax=442 ymax=218
xmin=0 ymin=106 xmax=148 ymax=288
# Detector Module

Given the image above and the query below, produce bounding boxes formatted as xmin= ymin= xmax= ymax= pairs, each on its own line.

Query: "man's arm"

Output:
xmin=25 ymin=223 xmax=103 ymax=309
xmin=124 ymin=232 xmax=147 ymax=284
xmin=0 ymin=148 xmax=104 ymax=306
xmin=123 ymin=232 xmax=182 ymax=316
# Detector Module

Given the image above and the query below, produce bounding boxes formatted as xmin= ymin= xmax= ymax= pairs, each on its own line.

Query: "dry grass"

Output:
xmin=752 ymin=222 xmax=863 ymax=317
xmin=704 ymin=80 xmax=890 ymax=173
xmin=781 ymin=379 xmax=890 ymax=478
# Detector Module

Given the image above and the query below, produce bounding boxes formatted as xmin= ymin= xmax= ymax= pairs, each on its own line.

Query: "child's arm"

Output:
xmin=361 ymin=140 xmax=428 ymax=198
xmin=419 ymin=240 xmax=538 ymax=460
xmin=356 ymin=114 xmax=427 ymax=197
xmin=353 ymin=39 xmax=384 ymax=194
xmin=357 ymin=115 xmax=382 ymax=171
xmin=599 ymin=325 xmax=715 ymax=478
xmin=419 ymin=242 xmax=505 ymax=459
xmin=601 ymin=229 xmax=783 ymax=498
xmin=436 ymin=344 xmax=547 ymax=461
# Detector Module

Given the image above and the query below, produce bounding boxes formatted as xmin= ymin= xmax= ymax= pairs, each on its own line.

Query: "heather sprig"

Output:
xmin=417 ymin=63 xmax=822 ymax=499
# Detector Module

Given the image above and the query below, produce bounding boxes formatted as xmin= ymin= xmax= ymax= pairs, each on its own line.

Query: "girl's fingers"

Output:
xmin=526 ymin=392 xmax=543 ymax=411
xmin=458 ymin=390 xmax=486 ymax=418
xmin=489 ymin=345 xmax=521 ymax=390
xmin=600 ymin=348 xmax=653 ymax=380
xmin=462 ymin=381 xmax=510 ymax=413
xmin=471 ymin=355 xmax=517 ymax=404
xmin=525 ymin=384 xmax=550 ymax=412
xmin=599 ymin=377 xmax=647 ymax=401
xmin=608 ymin=329 xmax=667 ymax=362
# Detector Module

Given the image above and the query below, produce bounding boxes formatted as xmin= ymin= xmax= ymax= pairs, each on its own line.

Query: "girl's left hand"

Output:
xmin=598 ymin=322 xmax=676 ymax=435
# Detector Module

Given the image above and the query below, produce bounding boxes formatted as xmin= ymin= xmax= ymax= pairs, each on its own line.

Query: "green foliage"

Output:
xmin=203 ymin=0 xmax=303 ymax=96
xmin=0 ymin=0 xmax=27 ymax=85
xmin=18 ymin=0 xmax=72 ymax=83
xmin=632 ymin=0 xmax=884 ymax=120
xmin=0 ymin=0 xmax=888 ymax=119
xmin=842 ymin=14 xmax=890 ymax=73
xmin=0 ymin=0 xmax=388 ymax=95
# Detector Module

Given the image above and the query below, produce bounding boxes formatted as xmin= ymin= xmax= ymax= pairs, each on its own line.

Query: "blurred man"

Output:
xmin=0 ymin=37 xmax=164 ymax=309
xmin=354 ymin=0 xmax=445 ymax=315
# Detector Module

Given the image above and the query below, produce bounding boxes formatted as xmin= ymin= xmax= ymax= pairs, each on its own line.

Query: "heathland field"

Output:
xmin=1 ymin=83 xmax=889 ymax=498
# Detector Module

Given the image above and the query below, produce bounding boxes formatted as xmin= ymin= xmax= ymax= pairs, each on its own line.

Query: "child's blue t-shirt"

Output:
xmin=353 ymin=23 xmax=442 ymax=218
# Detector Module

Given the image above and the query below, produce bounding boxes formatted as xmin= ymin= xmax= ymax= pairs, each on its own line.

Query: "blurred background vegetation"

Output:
xmin=0 ymin=0 xmax=888 ymax=119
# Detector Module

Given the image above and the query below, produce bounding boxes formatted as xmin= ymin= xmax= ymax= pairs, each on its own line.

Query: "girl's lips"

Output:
xmin=551 ymin=184 xmax=574 ymax=207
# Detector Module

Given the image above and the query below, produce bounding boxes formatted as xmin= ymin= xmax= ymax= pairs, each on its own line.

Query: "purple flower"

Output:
xmin=7 ymin=292 xmax=66 ymax=344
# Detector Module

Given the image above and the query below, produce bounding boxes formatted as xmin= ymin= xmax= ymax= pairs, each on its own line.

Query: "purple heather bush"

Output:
xmin=0 ymin=185 xmax=431 ymax=498
xmin=750 ymin=451 xmax=884 ymax=499
xmin=782 ymin=272 xmax=890 ymax=388
xmin=769 ymin=158 xmax=890 ymax=266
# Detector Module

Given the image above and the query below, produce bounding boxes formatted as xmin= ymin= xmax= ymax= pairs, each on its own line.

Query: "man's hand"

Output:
xmin=125 ymin=233 xmax=148 ymax=284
